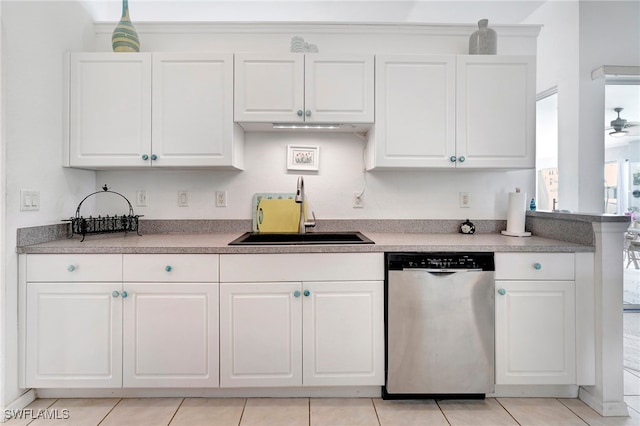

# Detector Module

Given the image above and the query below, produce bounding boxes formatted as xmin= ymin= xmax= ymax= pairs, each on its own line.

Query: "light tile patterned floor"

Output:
xmin=6 ymin=396 xmax=640 ymax=426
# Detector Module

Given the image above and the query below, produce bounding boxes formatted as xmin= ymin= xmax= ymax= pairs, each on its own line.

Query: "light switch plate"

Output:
xmin=20 ymin=189 xmax=40 ymax=211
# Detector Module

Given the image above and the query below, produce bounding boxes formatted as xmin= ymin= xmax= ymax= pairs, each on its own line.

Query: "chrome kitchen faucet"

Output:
xmin=295 ymin=176 xmax=316 ymax=233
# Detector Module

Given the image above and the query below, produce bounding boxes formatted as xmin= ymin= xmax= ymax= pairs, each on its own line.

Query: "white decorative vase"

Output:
xmin=469 ymin=19 xmax=497 ymax=55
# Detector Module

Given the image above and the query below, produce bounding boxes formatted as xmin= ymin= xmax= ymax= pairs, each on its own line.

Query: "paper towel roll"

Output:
xmin=501 ymin=188 xmax=532 ymax=237
xmin=506 ymin=191 xmax=527 ymax=234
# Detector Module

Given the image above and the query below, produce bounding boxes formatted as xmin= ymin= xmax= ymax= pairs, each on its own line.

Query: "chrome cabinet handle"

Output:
xmin=67 ymin=265 xmax=76 ymax=272
xmin=297 ymin=110 xmax=304 ymax=117
xmin=458 ymin=156 xmax=466 ymax=163
xmin=142 ymin=154 xmax=149 ymax=161
xmin=112 ymin=290 xmax=120 ymax=298
xmin=533 ymin=263 xmax=542 ymax=270
xmin=305 ymin=110 xmax=311 ymax=117
xmin=303 ymin=290 xmax=311 ymax=297
xmin=294 ymin=290 xmax=301 ymax=298
xmin=121 ymin=291 xmax=128 ymax=298
xmin=450 ymin=156 xmax=457 ymax=163
xmin=165 ymin=265 xmax=172 ymax=272
xmin=151 ymin=154 xmax=158 ymax=161
xmin=498 ymin=288 xmax=506 ymax=296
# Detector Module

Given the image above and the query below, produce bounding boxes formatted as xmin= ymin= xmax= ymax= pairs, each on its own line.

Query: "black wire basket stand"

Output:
xmin=65 ymin=185 xmax=143 ymax=242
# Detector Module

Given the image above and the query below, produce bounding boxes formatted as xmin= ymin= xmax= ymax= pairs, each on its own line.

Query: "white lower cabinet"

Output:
xmin=23 ymin=254 xmax=219 ymax=388
xmin=219 ymin=253 xmax=385 ymax=388
xmin=26 ymin=282 xmax=123 ymax=388
xmin=495 ymin=253 xmax=577 ymax=385
xmin=122 ymin=283 xmax=219 ymax=387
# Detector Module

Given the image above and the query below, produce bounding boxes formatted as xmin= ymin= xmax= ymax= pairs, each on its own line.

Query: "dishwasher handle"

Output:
xmin=404 ymin=268 xmax=485 ymax=273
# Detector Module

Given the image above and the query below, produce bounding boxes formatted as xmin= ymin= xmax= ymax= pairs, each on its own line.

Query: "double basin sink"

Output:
xmin=229 ymin=231 xmax=374 ymax=245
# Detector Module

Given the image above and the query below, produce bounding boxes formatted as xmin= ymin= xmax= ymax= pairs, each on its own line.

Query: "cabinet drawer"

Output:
xmin=123 ymin=254 xmax=219 ymax=282
xmin=495 ymin=253 xmax=574 ymax=280
xmin=26 ymin=254 xmax=122 ymax=282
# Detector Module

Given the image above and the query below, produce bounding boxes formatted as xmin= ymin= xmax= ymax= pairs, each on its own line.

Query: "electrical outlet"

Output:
xmin=136 ymin=190 xmax=147 ymax=207
xmin=178 ymin=191 xmax=189 ymax=207
xmin=216 ymin=191 xmax=227 ymax=207
xmin=353 ymin=192 xmax=364 ymax=208
xmin=460 ymin=192 xmax=470 ymax=208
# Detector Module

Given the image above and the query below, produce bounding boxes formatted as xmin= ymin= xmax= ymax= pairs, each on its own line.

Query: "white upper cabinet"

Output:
xmin=67 ymin=53 xmax=152 ymax=169
xmin=368 ymin=55 xmax=456 ymax=168
xmin=234 ymin=53 xmax=374 ymax=125
xmin=152 ymin=53 xmax=242 ymax=168
xmin=456 ymin=55 xmax=536 ymax=169
xmin=367 ymin=55 xmax=535 ymax=170
xmin=65 ymin=52 xmax=243 ymax=169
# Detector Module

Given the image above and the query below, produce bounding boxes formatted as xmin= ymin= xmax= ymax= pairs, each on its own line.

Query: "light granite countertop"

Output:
xmin=16 ymin=231 xmax=593 ymax=254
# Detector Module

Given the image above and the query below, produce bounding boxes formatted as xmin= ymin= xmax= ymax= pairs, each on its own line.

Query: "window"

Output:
xmin=536 ymin=91 xmax=559 ymax=211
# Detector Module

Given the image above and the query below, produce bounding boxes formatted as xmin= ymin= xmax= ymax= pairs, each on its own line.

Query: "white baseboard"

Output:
xmin=579 ymin=387 xmax=630 ymax=417
xmin=35 ymin=386 xmax=382 ymax=399
xmin=1 ymin=389 xmax=36 ymax=423
xmin=490 ymin=384 xmax=579 ymax=398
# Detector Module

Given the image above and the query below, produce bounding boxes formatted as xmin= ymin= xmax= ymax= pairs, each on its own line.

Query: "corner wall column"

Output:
xmin=579 ymin=220 xmax=630 ymax=416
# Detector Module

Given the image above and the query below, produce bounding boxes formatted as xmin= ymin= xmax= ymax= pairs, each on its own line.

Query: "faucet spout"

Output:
xmin=295 ymin=176 xmax=306 ymax=233
xmin=294 ymin=176 xmax=315 ymax=233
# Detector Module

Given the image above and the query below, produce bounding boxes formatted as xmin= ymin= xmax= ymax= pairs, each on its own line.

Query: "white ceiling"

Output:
xmin=82 ymin=0 xmax=547 ymax=24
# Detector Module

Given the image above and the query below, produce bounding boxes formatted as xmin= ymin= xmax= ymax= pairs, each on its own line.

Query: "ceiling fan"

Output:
xmin=606 ymin=107 xmax=640 ymax=138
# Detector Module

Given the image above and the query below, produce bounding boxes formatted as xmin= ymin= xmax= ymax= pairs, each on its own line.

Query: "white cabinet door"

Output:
xmin=495 ymin=280 xmax=576 ymax=385
xmin=305 ymin=54 xmax=374 ymax=123
xmin=368 ymin=55 xmax=456 ymax=169
xmin=456 ymin=55 xmax=535 ymax=168
xmin=152 ymin=53 xmax=241 ymax=168
xmin=122 ymin=283 xmax=219 ymax=387
xmin=219 ymin=282 xmax=302 ymax=387
xmin=234 ymin=54 xmax=304 ymax=123
xmin=67 ymin=53 xmax=152 ymax=168
xmin=25 ymin=283 xmax=123 ymax=388
xmin=234 ymin=54 xmax=374 ymax=124
xmin=302 ymin=281 xmax=384 ymax=386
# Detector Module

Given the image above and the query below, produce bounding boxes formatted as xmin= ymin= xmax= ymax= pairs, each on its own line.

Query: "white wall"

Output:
xmin=526 ymin=0 xmax=640 ymax=213
xmin=1 ymin=0 xmax=96 ymax=408
xmin=96 ymin=133 xmax=534 ymax=220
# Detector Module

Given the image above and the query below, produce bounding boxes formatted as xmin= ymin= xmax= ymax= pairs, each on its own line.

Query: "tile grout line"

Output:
xmin=166 ymin=397 xmax=185 ymax=425
xmin=494 ymin=397 xmax=523 ymax=426
xmin=97 ymin=397 xmax=123 ymax=426
xmin=369 ymin=398 xmax=381 ymax=426
xmin=556 ymin=398 xmax=591 ymax=426
xmin=237 ymin=397 xmax=248 ymax=426
xmin=434 ymin=400 xmax=453 ymax=426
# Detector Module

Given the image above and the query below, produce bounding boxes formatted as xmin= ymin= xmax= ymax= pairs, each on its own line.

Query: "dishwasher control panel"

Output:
xmin=387 ymin=252 xmax=495 ymax=271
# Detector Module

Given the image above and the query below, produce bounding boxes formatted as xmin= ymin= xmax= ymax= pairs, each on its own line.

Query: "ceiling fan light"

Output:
xmin=609 ymin=130 xmax=628 ymax=138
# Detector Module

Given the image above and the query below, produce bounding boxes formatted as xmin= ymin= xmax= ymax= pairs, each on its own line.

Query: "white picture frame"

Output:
xmin=287 ymin=145 xmax=319 ymax=171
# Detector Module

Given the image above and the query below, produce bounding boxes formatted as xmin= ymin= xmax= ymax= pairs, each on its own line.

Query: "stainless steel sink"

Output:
xmin=228 ymin=231 xmax=374 ymax=245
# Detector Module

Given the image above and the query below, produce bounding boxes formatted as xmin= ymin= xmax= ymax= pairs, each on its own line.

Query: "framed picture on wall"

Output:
xmin=287 ymin=145 xmax=319 ymax=171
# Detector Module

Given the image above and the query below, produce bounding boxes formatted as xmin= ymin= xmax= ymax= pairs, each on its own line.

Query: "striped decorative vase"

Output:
xmin=112 ymin=0 xmax=140 ymax=52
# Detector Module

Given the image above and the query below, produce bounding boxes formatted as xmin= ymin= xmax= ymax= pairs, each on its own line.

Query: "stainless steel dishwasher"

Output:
xmin=384 ymin=252 xmax=495 ymax=399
